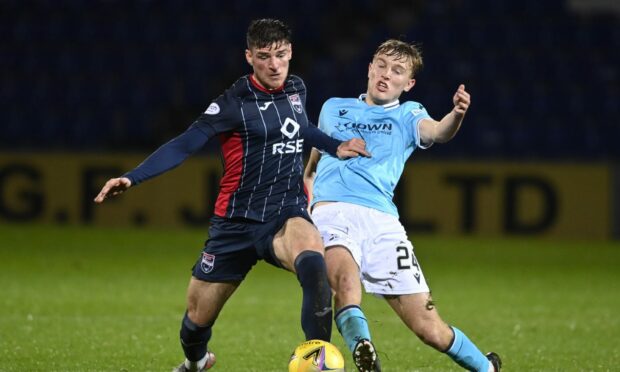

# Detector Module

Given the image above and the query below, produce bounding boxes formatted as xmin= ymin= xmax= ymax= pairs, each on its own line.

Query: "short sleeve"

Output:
xmin=407 ymin=102 xmax=432 ymax=149
xmin=318 ymin=99 xmax=338 ymax=136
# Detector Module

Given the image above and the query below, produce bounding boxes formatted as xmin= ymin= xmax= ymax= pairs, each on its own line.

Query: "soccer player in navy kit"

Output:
xmin=94 ymin=19 xmax=368 ymax=371
xmin=304 ymin=40 xmax=501 ymax=371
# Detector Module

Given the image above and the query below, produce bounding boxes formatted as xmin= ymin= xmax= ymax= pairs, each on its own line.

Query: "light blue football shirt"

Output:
xmin=312 ymin=94 xmax=432 ymax=217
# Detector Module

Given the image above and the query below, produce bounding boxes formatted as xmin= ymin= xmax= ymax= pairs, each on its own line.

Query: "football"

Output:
xmin=288 ymin=339 xmax=345 ymax=372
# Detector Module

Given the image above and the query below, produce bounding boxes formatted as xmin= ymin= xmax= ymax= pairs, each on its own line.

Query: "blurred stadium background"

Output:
xmin=1 ymin=1 xmax=620 ymax=370
xmin=1 ymin=0 xmax=618 ymax=239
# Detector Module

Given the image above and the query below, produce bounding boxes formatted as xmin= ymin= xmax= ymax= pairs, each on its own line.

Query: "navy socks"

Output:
xmin=295 ymin=250 xmax=333 ymax=341
xmin=180 ymin=311 xmax=212 ymax=362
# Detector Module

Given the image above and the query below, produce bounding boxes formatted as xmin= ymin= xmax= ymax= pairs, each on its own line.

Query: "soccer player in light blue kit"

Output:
xmin=304 ymin=39 xmax=501 ymax=372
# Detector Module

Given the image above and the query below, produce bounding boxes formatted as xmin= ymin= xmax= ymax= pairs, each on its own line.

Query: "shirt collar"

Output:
xmin=249 ymin=74 xmax=285 ymax=93
xmin=358 ymin=93 xmax=400 ymax=110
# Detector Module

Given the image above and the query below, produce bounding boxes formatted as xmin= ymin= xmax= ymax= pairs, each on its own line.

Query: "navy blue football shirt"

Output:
xmin=193 ymin=74 xmax=311 ymax=221
xmin=125 ymin=74 xmax=319 ymax=222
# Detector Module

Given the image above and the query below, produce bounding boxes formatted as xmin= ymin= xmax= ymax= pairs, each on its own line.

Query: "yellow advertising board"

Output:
xmin=396 ymin=162 xmax=612 ymax=240
xmin=0 ymin=154 xmax=613 ymax=239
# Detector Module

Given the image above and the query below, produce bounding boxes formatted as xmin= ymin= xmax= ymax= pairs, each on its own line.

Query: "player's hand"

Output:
xmin=94 ymin=177 xmax=132 ymax=203
xmin=336 ymin=138 xmax=371 ymax=159
xmin=452 ymin=84 xmax=471 ymax=115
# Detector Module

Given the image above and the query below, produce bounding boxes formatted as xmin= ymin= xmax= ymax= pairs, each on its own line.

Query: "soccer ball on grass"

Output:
xmin=288 ymin=339 xmax=345 ymax=372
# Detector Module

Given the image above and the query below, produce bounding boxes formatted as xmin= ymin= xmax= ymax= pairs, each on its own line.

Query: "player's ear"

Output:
xmin=403 ymin=78 xmax=416 ymax=92
xmin=245 ymin=49 xmax=253 ymax=66
xmin=368 ymin=62 xmax=372 ymax=78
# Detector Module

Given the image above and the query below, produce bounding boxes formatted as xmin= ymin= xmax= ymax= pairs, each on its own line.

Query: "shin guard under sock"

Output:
xmin=179 ymin=311 xmax=212 ymax=362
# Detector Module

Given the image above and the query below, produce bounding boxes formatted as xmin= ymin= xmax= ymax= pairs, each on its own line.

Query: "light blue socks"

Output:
xmin=334 ymin=305 xmax=371 ymax=352
xmin=446 ymin=326 xmax=490 ymax=372
xmin=337 ymin=307 xmax=490 ymax=371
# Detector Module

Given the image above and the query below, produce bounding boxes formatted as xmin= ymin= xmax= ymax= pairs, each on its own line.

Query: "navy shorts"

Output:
xmin=191 ymin=206 xmax=313 ymax=282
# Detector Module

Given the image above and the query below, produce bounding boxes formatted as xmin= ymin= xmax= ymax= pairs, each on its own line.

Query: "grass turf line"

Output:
xmin=0 ymin=224 xmax=618 ymax=371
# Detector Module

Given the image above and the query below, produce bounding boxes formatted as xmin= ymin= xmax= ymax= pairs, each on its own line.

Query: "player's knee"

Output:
xmin=305 ymin=234 xmax=325 ymax=251
xmin=290 ymin=218 xmax=324 ymax=249
xmin=186 ymin=279 xmax=206 ymax=314
xmin=185 ymin=297 xmax=212 ymax=326
xmin=286 ymin=235 xmax=324 ymax=261
xmin=180 ymin=311 xmax=212 ymax=344
xmin=186 ymin=308 xmax=208 ymax=327
xmin=186 ymin=297 xmax=199 ymax=319
xmin=333 ymin=275 xmax=359 ymax=297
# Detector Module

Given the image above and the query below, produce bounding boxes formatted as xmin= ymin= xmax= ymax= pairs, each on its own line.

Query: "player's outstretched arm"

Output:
xmin=419 ymin=84 xmax=471 ymax=144
xmin=303 ymin=125 xmax=370 ymax=159
xmin=93 ymin=125 xmax=212 ymax=204
xmin=94 ymin=177 xmax=132 ymax=203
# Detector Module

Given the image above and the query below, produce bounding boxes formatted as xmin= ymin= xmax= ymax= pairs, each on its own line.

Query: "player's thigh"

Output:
xmin=273 ymin=217 xmax=323 ymax=271
xmin=186 ymin=277 xmax=240 ymax=326
xmin=325 ymin=246 xmax=362 ymax=306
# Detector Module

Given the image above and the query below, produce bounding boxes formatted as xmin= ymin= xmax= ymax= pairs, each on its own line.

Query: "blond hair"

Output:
xmin=373 ymin=39 xmax=423 ymax=77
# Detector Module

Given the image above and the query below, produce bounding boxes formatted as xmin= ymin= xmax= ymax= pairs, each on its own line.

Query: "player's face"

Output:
xmin=366 ymin=53 xmax=415 ymax=106
xmin=245 ymin=41 xmax=292 ymax=90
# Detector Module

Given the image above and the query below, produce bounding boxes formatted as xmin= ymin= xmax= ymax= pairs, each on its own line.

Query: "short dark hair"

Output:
xmin=246 ymin=19 xmax=292 ymax=49
xmin=374 ymin=39 xmax=423 ymax=78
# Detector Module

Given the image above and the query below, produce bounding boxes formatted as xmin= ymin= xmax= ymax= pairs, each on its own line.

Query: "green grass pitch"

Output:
xmin=1 ymin=224 xmax=619 ymax=371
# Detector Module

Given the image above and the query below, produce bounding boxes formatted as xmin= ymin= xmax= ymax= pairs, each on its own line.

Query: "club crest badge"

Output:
xmin=200 ymin=252 xmax=215 ymax=274
xmin=288 ymin=94 xmax=303 ymax=114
